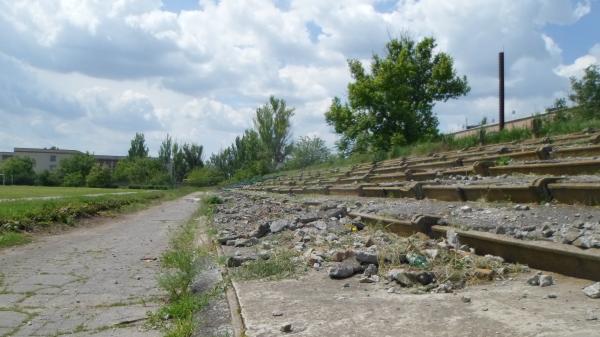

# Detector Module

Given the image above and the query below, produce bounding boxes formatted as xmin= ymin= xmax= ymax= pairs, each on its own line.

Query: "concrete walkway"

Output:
xmin=0 ymin=193 xmax=201 ymax=336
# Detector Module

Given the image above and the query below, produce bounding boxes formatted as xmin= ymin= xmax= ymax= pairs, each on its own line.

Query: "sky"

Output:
xmin=0 ymin=0 xmax=599 ymax=157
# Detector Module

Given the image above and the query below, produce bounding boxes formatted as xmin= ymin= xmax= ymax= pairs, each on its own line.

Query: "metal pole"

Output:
xmin=499 ymin=51 xmax=505 ymax=131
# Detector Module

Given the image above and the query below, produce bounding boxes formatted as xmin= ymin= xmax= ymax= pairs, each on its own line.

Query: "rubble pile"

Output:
xmin=211 ymin=192 xmax=526 ymax=293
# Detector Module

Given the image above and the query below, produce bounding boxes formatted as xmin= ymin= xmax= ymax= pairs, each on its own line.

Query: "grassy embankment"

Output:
xmin=0 ymin=185 xmax=197 ymax=248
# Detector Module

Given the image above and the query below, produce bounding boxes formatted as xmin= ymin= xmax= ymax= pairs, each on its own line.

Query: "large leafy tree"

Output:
xmin=182 ymin=143 xmax=204 ymax=170
xmin=128 ymin=132 xmax=149 ymax=159
xmin=254 ymin=96 xmax=294 ymax=166
xmin=286 ymin=136 xmax=331 ymax=169
xmin=570 ymin=64 xmax=600 ymax=116
xmin=59 ymin=153 xmax=96 ymax=186
xmin=325 ymin=36 xmax=470 ymax=153
xmin=0 ymin=157 xmax=36 ymax=185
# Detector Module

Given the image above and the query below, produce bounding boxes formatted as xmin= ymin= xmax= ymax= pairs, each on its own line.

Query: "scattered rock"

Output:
xmin=460 ymin=205 xmax=472 ymax=213
xmin=249 ymin=222 xmax=270 ymax=238
xmin=363 ymin=264 xmax=378 ymax=277
xmin=270 ymin=219 xmax=291 ymax=233
xmin=272 ymin=311 xmax=283 ymax=317
xmin=328 ymin=261 xmax=360 ymax=279
xmin=539 ymin=275 xmax=553 ymax=287
xmin=281 ymin=323 xmax=293 ymax=333
xmin=355 ymin=250 xmax=378 ymax=265
xmin=474 ymin=268 xmax=494 ymax=281
xmin=583 ymin=282 xmax=600 ymax=298
xmin=514 ymin=204 xmax=530 ymax=211
xmin=461 ymin=295 xmax=471 ymax=303
xmin=586 ymin=310 xmax=598 ymax=321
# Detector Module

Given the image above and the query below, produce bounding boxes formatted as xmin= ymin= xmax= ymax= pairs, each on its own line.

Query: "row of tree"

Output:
xmin=187 ymin=96 xmax=331 ymax=186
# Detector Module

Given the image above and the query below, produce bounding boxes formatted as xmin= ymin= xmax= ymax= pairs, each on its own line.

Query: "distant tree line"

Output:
xmin=187 ymin=96 xmax=332 ymax=187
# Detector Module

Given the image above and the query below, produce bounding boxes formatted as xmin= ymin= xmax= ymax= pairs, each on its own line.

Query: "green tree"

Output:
xmin=325 ymin=36 xmax=470 ymax=153
xmin=86 ymin=164 xmax=113 ymax=187
xmin=172 ymin=142 xmax=187 ymax=183
xmin=570 ymin=65 xmax=600 ymax=116
xmin=158 ymin=134 xmax=173 ymax=165
xmin=0 ymin=157 xmax=36 ymax=185
xmin=58 ymin=153 xmax=96 ymax=185
xmin=186 ymin=167 xmax=225 ymax=187
xmin=254 ymin=96 xmax=295 ymax=166
xmin=182 ymin=143 xmax=203 ymax=170
xmin=35 ymin=170 xmax=61 ymax=186
xmin=286 ymin=136 xmax=331 ymax=169
xmin=113 ymin=157 xmax=169 ymax=186
xmin=128 ymin=132 xmax=149 ymax=159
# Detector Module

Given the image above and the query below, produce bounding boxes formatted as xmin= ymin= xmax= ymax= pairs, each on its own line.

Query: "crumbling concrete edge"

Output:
xmin=216 ymin=242 xmax=247 ymax=337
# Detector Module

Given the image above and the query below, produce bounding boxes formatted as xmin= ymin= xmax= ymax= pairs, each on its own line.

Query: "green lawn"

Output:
xmin=0 ymin=185 xmax=138 ymax=200
xmin=0 ymin=186 xmax=198 ymax=249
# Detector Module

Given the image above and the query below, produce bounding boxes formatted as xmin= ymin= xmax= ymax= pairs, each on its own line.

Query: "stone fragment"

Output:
xmin=250 ymin=222 xmax=270 ymax=238
xmin=416 ymin=271 xmax=435 ymax=285
xmin=573 ymin=236 xmax=592 ymax=249
xmin=217 ymin=233 xmax=239 ymax=244
xmin=527 ymin=273 xmax=541 ymax=286
xmin=329 ymin=249 xmax=353 ymax=262
xmin=583 ymin=282 xmax=600 ymax=298
xmin=281 ymin=323 xmax=293 ymax=333
xmin=355 ymin=250 xmax=378 ymax=265
xmin=461 ymin=296 xmax=471 ymax=303
xmin=539 ymin=275 xmax=553 ymax=287
xmin=561 ymin=228 xmax=582 ymax=244
xmin=586 ymin=310 xmax=598 ymax=321
xmin=474 ymin=268 xmax=494 ymax=280
xmin=460 ymin=205 xmax=472 ymax=213
xmin=363 ymin=264 xmax=378 ymax=277
xmin=270 ymin=219 xmax=291 ymax=233
xmin=328 ymin=265 xmax=354 ymax=279
xmin=447 ymin=230 xmax=460 ymax=249
xmin=514 ymin=204 xmax=530 ymax=211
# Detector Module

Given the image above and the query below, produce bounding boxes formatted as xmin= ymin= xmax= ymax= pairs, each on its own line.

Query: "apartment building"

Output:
xmin=0 ymin=148 xmax=125 ymax=173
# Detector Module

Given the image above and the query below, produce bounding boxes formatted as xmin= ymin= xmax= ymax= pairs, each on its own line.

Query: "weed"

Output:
xmin=495 ymin=156 xmax=511 ymax=166
xmin=0 ymin=232 xmax=32 ymax=248
xmin=232 ymin=250 xmax=299 ymax=281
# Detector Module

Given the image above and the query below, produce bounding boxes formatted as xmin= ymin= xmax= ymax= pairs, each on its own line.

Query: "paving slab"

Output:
xmin=234 ymin=270 xmax=600 ymax=337
xmin=0 ymin=193 xmax=201 ymax=336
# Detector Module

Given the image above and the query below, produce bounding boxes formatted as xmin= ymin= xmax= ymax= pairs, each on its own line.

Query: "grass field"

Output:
xmin=0 ymin=185 xmax=138 ymax=200
xmin=0 ymin=185 xmax=198 ymax=249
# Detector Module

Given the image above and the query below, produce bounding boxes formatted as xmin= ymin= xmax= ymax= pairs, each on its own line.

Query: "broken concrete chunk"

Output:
xmin=250 ymin=222 xmax=270 ymax=238
xmin=270 ymin=219 xmax=291 ymax=233
xmin=328 ymin=263 xmax=357 ymax=279
xmin=355 ymin=250 xmax=378 ymax=265
xmin=539 ymin=274 xmax=553 ymax=287
xmin=583 ymin=282 xmax=600 ymax=298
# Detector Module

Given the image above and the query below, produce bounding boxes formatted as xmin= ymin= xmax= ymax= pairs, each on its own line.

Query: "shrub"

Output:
xmin=62 ymin=172 xmax=85 ymax=187
xmin=0 ymin=157 xmax=36 ymax=185
xmin=86 ymin=164 xmax=113 ymax=188
xmin=35 ymin=170 xmax=61 ymax=186
xmin=186 ymin=167 xmax=225 ymax=187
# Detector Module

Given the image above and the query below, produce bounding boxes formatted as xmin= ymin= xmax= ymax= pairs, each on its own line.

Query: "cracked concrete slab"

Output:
xmin=235 ymin=270 xmax=600 ymax=337
xmin=0 ymin=193 xmax=202 ymax=336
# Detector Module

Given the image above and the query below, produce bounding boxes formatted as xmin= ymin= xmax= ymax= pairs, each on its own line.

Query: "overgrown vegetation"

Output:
xmin=150 ymin=205 xmax=220 ymax=337
xmin=231 ymin=250 xmax=299 ymax=281
xmin=0 ymin=231 xmax=31 ymax=248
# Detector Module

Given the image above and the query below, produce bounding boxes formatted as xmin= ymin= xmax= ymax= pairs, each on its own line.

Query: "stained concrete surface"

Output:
xmin=0 ymin=193 xmax=202 ymax=336
xmin=235 ymin=271 xmax=600 ymax=337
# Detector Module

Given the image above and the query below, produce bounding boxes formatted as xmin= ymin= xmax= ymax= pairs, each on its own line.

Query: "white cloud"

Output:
xmin=556 ymin=43 xmax=600 ymax=78
xmin=0 ymin=0 xmax=596 ymax=156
